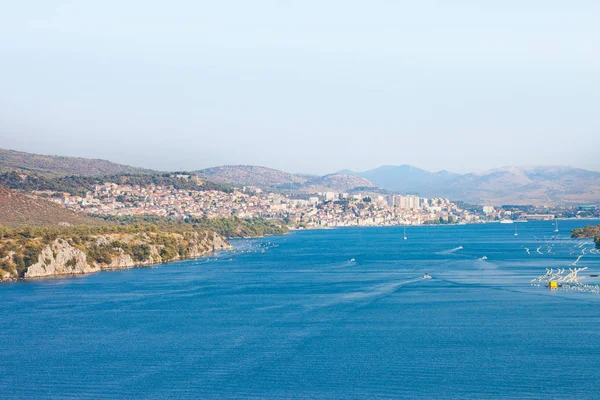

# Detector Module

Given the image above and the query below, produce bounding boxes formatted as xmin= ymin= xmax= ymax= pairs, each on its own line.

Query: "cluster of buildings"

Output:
xmin=482 ymin=204 xmax=600 ymax=221
xmin=40 ymin=182 xmax=479 ymax=227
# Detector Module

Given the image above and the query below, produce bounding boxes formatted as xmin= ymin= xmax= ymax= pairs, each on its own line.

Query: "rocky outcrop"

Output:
xmin=187 ymin=232 xmax=231 ymax=256
xmin=25 ymin=239 xmax=99 ymax=278
xmin=0 ymin=230 xmax=233 ymax=281
xmin=0 ymin=269 xmax=12 ymax=281
xmin=102 ymin=250 xmax=136 ymax=270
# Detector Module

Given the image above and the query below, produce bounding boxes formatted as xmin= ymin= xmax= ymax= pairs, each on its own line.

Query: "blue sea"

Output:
xmin=2 ymin=220 xmax=600 ymax=399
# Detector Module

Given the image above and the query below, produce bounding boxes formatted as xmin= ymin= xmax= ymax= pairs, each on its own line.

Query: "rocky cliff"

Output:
xmin=25 ymin=238 xmax=97 ymax=278
xmin=0 ymin=230 xmax=231 ymax=281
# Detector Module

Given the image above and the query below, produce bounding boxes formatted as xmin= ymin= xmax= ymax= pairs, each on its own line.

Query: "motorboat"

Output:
xmin=423 ymin=273 xmax=432 ymax=279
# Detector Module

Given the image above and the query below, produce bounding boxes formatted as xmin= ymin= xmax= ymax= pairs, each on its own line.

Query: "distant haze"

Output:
xmin=1 ymin=1 xmax=599 ymax=175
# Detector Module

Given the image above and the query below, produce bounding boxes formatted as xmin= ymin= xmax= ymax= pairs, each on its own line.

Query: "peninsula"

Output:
xmin=571 ymin=225 xmax=600 ymax=248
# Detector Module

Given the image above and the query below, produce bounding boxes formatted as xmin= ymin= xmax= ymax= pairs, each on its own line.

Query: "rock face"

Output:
xmin=102 ymin=250 xmax=136 ymax=270
xmin=0 ymin=269 xmax=12 ymax=281
xmin=13 ymin=231 xmax=232 ymax=280
xmin=25 ymin=239 xmax=99 ymax=278
xmin=187 ymin=232 xmax=231 ymax=256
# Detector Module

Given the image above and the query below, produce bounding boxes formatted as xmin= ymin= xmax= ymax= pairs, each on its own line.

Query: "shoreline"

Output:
xmin=4 ymin=220 xmax=599 ymax=284
xmin=8 ymin=248 xmax=231 ymax=284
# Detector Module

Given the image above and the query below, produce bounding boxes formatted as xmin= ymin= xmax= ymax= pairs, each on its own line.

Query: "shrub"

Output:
xmin=131 ymin=243 xmax=151 ymax=262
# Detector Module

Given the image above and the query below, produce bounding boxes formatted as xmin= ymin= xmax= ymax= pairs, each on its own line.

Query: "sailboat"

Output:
xmin=514 ymin=224 xmax=518 ymax=236
xmin=403 ymin=224 xmax=407 ymax=240
xmin=554 ymin=219 xmax=559 ymax=233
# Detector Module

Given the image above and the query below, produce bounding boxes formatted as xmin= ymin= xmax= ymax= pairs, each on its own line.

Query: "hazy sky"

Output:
xmin=1 ymin=1 xmax=599 ymax=174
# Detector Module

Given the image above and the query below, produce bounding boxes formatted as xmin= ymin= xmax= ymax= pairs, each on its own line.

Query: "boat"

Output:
xmin=481 ymin=256 xmax=488 ymax=260
xmin=554 ymin=219 xmax=559 ymax=233
xmin=500 ymin=219 xmax=513 ymax=224
xmin=514 ymin=225 xmax=518 ymax=236
xmin=423 ymin=273 xmax=432 ymax=279
xmin=350 ymin=258 xmax=356 ymax=262
xmin=403 ymin=224 xmax=407 ymax=240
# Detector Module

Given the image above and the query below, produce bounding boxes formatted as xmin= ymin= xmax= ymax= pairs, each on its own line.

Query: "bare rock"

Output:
xmin=25 ymin=239 xmax=99 ymax=278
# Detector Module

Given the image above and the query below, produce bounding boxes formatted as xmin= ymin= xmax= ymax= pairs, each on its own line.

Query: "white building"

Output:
xmin=323 ymin=192 xmax=336 ymax=201
xmin=396 ymin=195 xmax=421 ymax=210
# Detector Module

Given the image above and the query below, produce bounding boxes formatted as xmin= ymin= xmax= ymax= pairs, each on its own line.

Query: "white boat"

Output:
xmin=554 ymin=219 xmax=559 ymax=233
xmin=403 ymin=224 xmax=407 ymax=240
xmin=423 ymin=273 xmax=432 ymax=279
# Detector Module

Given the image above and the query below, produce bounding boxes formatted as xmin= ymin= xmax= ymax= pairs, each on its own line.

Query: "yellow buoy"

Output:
xmin=549 ymin=281 xmax=558 ymax=289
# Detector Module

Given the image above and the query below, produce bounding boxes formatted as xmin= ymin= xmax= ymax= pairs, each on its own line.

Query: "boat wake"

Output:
xmin=313 ymin=276 xmax=430 ymax=308
xmin=437 ymin=246 xmax=464 ymax=255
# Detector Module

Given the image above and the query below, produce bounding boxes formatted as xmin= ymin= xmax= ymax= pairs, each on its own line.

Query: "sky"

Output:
xmin=1 ymin=1 xmax=599 ymax=175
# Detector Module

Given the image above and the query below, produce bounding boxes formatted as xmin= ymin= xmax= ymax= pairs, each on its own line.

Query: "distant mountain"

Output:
xmin=345 ymin=165 xmax=600 ymax=206
xmin=447 ymin=166 xmax=600 ymax=206
xmin=0 ymin=148 xmax=156 ymax=177
xmin=5 ymin=148 xmax=598 ymax=205
xmin=0 ymin=184 xmax=105 ymax=226
xmin=341 ymin=165 xmax=459 ymax=195
xmin=196 ymin=166 xmax=381 ymax=194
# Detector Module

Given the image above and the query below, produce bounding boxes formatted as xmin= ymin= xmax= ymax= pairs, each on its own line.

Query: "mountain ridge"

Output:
xmin=0 ymin=148 xmax=157 ymax=177
xmin=344 ymin=164 xmax=600 ymax=205
xmin=195 ymin=165 xmax=381 ymax=194
xmin=1 ymin=148 xmax=598 ymax=205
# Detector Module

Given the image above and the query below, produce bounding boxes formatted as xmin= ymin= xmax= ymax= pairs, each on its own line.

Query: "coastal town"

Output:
xmin=37 ymin=179 xmax=481 ymax=227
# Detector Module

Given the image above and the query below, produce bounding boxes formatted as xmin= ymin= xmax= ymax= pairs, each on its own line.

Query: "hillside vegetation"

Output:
xmin=571 ymin=225 xmax=600 ymax=249
xmin=0 ymin=223 xmax=230 ymax=280
xmin=0 ymin=171 xmax=231 ymax=196
xmin=0 ymin=148 xmax=155 ymax=177
xmin=196 ymin=165 xmax=309 ymax=189
xmin=0 ymin=184 xmax=105 ymax=227
xmin=98 ymin=215 xmax=289 ymax=238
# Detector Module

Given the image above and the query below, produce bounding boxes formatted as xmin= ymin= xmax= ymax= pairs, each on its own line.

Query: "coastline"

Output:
xmin=5 ymin=220 xmax=600 ymax=284
xmin=0 ymin=230 xmax=232 ymax=283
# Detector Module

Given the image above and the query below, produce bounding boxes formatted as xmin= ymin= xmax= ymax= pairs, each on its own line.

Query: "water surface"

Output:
xmin=1 ymin=220 xmax=600 ymax=399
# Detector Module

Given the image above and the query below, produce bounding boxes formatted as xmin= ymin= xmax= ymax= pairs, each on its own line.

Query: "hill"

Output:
xmin=445 ymin=166 xmax=600 ymax=206
xmin=0 ymin=148 xmax=156 ymax=177
xmin=340 ymin=165 xmax=459 ymax=195
xmin=345 ymin=165 xmax=600 ymax=205
xmin=195 ymin=166 xmax=381 ymax=194
xmin=196 ymin=165 xmax=309 ymax=189
xmin=0 ymin=185 xmax=105 ymax=227
xmin=300 ymin=173 xmax=379 ymax=193
xmin=0 ymin=171 xmax=231 ymax=196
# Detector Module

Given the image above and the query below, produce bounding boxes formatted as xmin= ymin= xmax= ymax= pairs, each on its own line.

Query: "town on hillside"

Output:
xmin=36 ymin=177 xmax=476 ymax=227
xmin=30 ymin=176 xmax=595 ymax=227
